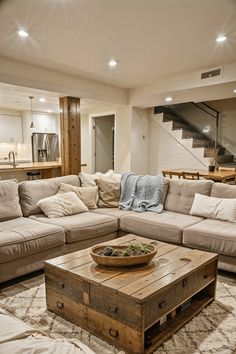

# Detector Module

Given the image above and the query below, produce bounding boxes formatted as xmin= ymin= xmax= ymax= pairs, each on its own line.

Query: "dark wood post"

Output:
xmin=59 ymin=97 xmax=81 ymax=175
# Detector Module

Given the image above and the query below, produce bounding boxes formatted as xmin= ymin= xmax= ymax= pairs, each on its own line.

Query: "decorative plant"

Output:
xmin=205 ymin=145 xmax=219 ymax=167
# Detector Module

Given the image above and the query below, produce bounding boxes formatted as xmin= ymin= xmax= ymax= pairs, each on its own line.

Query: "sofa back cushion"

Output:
xmin=165 ymin=179 xmax=213 ymax=214
xmin=210 ymin=182 xmax=236 ymax=198
xmin=0 ymin=179 xmax=22 ymax=221
xmin=19 ymin=175 xmax=80 ymax=217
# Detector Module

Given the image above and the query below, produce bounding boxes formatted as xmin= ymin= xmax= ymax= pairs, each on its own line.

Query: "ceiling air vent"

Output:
xmin=200 ymin=66 xmax=222 ymax=80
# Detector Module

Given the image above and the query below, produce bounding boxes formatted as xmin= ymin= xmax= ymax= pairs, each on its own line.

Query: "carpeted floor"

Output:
xmin=0 ymin=273 xmax=236 ymax=354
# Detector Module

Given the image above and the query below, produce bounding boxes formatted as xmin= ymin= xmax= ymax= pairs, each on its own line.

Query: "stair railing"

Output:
xmin=190 ymin=102 xmax=220 ymax=149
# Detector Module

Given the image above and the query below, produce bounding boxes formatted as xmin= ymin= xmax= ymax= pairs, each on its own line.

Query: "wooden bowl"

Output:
xmin=90 ymin=243 xmax=157 ymax=267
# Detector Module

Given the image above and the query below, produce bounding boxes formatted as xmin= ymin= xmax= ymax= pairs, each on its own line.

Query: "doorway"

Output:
xmin=93 ymin=114 xmax=115 ymax=173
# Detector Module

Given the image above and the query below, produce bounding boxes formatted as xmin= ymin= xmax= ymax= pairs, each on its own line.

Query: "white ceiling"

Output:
xmin=0 ymin=0 xmax=236 ymax=89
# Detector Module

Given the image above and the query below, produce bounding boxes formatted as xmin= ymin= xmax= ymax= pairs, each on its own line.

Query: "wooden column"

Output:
xmin=60 ymin=97 xmax=81 ymax=175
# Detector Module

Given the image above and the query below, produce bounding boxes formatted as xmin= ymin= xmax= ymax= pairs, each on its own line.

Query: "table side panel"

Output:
xmin=144 ymin=258 xmax=217 ymax=328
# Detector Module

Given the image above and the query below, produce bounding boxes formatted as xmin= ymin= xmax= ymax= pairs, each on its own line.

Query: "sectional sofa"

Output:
xmin=0 ymin=174 xmax=235 ymax=283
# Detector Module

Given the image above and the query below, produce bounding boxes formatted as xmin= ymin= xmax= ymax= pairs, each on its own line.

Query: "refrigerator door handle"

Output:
xmin=46 ymin=135 xmax=50 ymax=161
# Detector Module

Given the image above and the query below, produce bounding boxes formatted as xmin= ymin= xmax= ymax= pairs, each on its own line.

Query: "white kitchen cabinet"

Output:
xmin=0 ymin=115 xmax=23 ymax=143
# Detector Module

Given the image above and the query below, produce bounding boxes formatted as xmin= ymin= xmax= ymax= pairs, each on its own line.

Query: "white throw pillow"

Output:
xmin=59 ymin=183 xmax=98 ymax=209
xmin=37 ymin=192 xmax=88 ymax=218
xmin=190 ymin=193 xmax=236 ymax=222
xmin=79 ymin=171 xmax=121 ymax=187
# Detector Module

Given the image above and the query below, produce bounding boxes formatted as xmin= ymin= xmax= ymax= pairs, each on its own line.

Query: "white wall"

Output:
xmin=114 ymin=106 xmax=132 ymax=173
xmin=131 ymin=107 xmax=150 ymax=174
xmin=81 ymin=113 xmax=89 ymax=171
xmin=148 ymin=113 xmax=206 ymax=175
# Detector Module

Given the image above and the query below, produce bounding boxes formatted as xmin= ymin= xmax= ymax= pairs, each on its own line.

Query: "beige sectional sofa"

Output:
xmin=0 ymin=175 xmax=235 ymax=283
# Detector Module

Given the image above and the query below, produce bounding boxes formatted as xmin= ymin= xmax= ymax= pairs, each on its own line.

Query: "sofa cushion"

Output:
xmin=0 ymin=310 xmax=95 ymax=354
xmin=0 ymin=179 xmax=22 ymax=222
xmin=210 ymin=182 xmax=236 ymax=198
xmin=37 ymin=192 xmax=88 ymax=218
xmin=165 ymin=179 xmax=213 ymax=214
xmin=162 ymin=177 xmax=170 ymax=204
xmin=30 ymin=212 xmax=118 ymax=243
xmin=120 ymin=211 xmax=203 ymax=244
xmin=190 ymin=193 xmax=236 ymax=222
xmin=59 ymin=183 xmax=98 ymax=209
xmin=19 ymin=175 xmax=80 ymax=217
xmin=92 ymin=208 xmax=135 ymax=227
xmin=183 ymin=218 xmax=236 ymax=256
xmin=96 ymin=179 xmax=120 ymax=208
xmin=79 ymin=171 xmax=121 ymax=186
xmin=0 ymin=217 xmax=65 ymax=264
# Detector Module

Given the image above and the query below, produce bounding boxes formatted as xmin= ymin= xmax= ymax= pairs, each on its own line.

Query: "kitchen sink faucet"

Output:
xmin=8 ymin=151 xmax=17 ymax=167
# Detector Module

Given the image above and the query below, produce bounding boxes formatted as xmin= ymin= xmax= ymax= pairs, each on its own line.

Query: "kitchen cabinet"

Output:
xmin=0 ymin=115 xmax=23 ymax=143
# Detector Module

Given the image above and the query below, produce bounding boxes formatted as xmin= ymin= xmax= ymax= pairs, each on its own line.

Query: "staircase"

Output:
xmin=154 ymin=105 xmax=235 ymax=167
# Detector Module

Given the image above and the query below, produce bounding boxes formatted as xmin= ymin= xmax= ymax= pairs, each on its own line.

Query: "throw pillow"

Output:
xmin=79 ymin=172 xmax=97 ymax=187
xmin=95 ymin=179 xmax=121 ymax=208
xmin=79 ymin=170 xmax=121 ymax=187
xmin=190 ymin=193 xmax=236 ymax=222
xmin=37 ymin=191 xmax=88 ymax=218
xmin=58 ymin=183 xmax=98 ymax=209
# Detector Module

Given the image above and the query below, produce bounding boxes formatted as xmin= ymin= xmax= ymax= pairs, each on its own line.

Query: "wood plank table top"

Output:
xmin=45 ymin=234 xmax=218 ymax=302
xmin=162 ymin=168 xmax=236 ymax=182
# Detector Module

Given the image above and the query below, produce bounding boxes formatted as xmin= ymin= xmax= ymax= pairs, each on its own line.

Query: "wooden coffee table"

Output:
xmin=45 ymin=234 xmax=218 ymax=354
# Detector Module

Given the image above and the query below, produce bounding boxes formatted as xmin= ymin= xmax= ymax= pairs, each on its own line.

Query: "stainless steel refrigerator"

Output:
xmin=32 ymin=133 xmax=60 ymax=162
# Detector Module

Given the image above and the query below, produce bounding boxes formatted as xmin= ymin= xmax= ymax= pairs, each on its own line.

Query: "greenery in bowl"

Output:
xmin=97 ymin=242 xmax=154 ymax=257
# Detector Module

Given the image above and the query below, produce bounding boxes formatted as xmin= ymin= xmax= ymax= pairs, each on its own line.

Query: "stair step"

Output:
xmin=172 ymin=122 xmax=193 ymax=130
xmin=217 ymin=155 xmax=234 ymax=163
xmin=192 ymin=139 xmax=210 ymax=148
xmin=182 ymin=129 xmax=208 ymax=139
xmin=163 ymin=114 xmax=183 ymax=123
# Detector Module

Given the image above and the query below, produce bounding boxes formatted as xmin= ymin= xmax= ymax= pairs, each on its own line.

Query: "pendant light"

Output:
xmin=29 ymin=96 xmax=35 ymax=128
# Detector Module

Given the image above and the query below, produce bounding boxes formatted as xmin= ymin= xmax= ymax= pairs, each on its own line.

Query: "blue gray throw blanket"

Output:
xmin=119 ymin=172 xmax=164 ymax=213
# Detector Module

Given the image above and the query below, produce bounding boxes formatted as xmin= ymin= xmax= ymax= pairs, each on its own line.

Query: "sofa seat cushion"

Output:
xmin=183 ymin=219 xmax=236 ymax=256
xmin=0 ymin=218 xmax=65 ymax=264
xmin=91 ymin=208 xmax=135 ymax=227
xmin=120 ymin=211 xmax=203 ymax=244
xmin=30 ymin=212 xmax=118 ymax=243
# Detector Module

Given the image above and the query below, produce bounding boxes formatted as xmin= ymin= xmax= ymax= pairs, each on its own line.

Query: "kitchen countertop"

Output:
xmin=0 ymin=161 xmax=61 ymax=172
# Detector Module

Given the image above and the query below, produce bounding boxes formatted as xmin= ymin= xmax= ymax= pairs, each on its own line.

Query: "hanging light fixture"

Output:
xmin=29 ymin=96 xmax=35 ymax=128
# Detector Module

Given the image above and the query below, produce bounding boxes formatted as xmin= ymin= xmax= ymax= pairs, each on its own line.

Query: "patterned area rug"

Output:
xmin=1 ymin=281 xmax=236 ymax=354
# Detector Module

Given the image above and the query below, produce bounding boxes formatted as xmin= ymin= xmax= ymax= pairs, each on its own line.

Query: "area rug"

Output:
xmin=1 ymin=281 xmax=236 ymax=354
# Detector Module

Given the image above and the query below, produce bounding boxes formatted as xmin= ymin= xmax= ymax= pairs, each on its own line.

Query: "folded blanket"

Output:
xmin=119 ymin=172 xmax=164 ymax=213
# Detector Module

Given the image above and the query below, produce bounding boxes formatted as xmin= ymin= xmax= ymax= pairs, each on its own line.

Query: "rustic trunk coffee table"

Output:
xmin=45 ymin=234 xmax=218 ymax=354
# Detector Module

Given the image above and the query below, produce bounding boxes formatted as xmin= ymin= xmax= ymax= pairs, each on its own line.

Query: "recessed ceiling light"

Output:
xmin=233 ymin=89 xmax=236 ymax=93
xmin=39 ymin=97 xmax=46 ymax=102
xmin=216 ymin=35 xmax=227 ymax=42
xmin=108 ymin=59 xmax=118 ymax=67
xmin=165 ymin=97 xmax=173 ymax=102
xmin=47 ymin=110 xmax=52 ymax=113
xmin=18 ymin=30 xmax=29 ymax=37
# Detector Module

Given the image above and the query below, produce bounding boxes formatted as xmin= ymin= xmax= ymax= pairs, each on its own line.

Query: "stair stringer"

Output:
xmin=153 ymin=113 xmax=209 ymax=168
